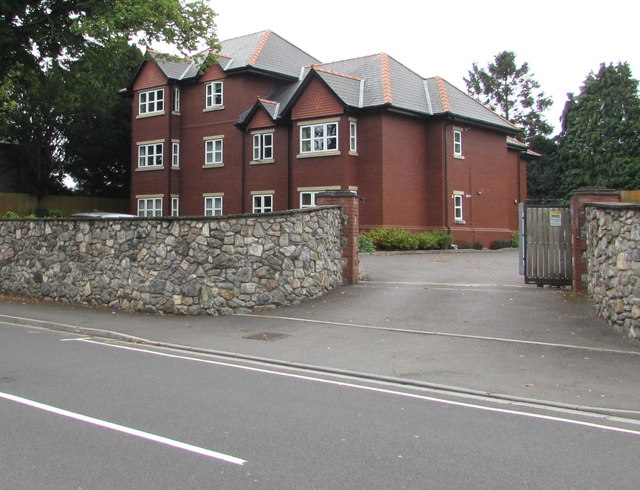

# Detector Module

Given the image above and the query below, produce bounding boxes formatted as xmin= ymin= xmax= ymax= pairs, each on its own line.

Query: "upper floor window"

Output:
xmin=453 ymin=129 xmax=463 ymax=157
xmin=204 ymin=196 xmax=223 ymax=216
xmin=138 ymin=143 xmax=163 ymax=168
xmin=205 ymin=138 xmax=223 ymax=165
xmin=139 ymin=89 xmax=164 ymax=115
xmin=173 ymin=87 xmax=180 ymax=113
xmin=172 ymin=142 xmax=180 ymax=167
xmin=300 ymin=122 xmax=338 ymax=153
xmin=253 ymin=194 xmax=273 ymax=214
xmin=253 ymin=133 xmax=273 ymax=161
xmin=205 ymin=81 xmax=223 ymax=108
xmin=349 ymin=121 xmax=357 ymax=152
xmin=138 ymin=197 xmax=163 ymax=217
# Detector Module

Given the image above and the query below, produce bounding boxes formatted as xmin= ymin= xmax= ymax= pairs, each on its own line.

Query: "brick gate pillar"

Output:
xmin=569 ymin=187 xmax=620 ymax=292
xmin=316 ymin=190 xmax=360 ymax=285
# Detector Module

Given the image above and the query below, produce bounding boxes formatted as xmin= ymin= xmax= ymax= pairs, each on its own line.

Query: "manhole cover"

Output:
xmin=243 ymin=332 xmax=289 ymax=341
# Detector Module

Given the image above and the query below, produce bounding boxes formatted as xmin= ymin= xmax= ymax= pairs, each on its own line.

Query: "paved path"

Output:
xmin=2 ymin=249 xmax=639 ymax=416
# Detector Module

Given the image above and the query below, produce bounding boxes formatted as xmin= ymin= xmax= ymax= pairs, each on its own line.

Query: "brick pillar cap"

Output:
xmin=316 ymin=190 xmax=361 ymax=199
xmin=568 ymin=186 xmax=619 ymax=197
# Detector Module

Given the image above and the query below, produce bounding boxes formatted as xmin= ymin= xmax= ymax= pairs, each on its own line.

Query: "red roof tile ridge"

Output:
xmin=435 ymin=76 xmax=451 ymax=112
xmin=258 ymin=97 xmax=278 ymax=104
xmin=381 ymin=53 xmax=393 ymax=104
xmin=248 ymin=30 xmax=272 ymax=66
xmin=313 ymin=66 xmax=362 ymax=80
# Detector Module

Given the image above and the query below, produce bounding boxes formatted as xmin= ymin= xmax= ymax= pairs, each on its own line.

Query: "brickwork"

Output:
xmin=569 ymin=188 xmax=621 ymax=292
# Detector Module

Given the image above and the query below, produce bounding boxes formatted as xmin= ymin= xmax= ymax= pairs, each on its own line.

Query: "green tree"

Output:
xmin=556 ymin=62 xmax=640 ymax=193
xmin=0 ymin=0 xmax=217 ymax=82
xmin=0 ymin=66 xmax=67 ymax=198
xmin=465 ymin=51 xmax=553 ymax=143
xmin=61 ymin=40 xmax=144 ymax=197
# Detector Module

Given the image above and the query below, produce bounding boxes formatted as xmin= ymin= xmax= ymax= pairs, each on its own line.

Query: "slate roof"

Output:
xmin=144 ymin=31 xmax=517 ymax=133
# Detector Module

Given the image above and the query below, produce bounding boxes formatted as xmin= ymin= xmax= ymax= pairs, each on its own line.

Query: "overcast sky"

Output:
xmin=200 ymin=0 xmax=638 ymax=135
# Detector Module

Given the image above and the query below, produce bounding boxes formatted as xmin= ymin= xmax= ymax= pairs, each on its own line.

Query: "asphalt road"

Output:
xmin=2 ymin=322 xmax=640 ymax=489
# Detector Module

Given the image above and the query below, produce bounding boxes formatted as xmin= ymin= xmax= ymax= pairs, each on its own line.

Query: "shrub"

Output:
xmin=358 ymin=233 xmax=376 ymax=254
xmin=490 ymin=240 xmax=511 ymax=250
xmin=414 ymin=230 xmax=452 ymax=250
xmin=1 ymin=211 xmax=20 ymax=218
xmin=362 ymin=228 xmax=451 ymax=251
xmin=510 ymin=232 xmax=519 ymax=248
xmin=472 ymin=242 xmax=484 ymax=250
xmin=31 ymin=206 xmax=63 ymax=218
xmin=455 ymin=240 xmax=472 ymax=249
xmin=365 ymin=228 xmax=417 ymax=251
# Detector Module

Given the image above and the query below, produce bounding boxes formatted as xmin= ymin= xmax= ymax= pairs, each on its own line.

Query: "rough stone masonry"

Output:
xmin=0 ymin=207 xmax=345 ymax=315
xmin=585 ymin=202 xmax=640 ymax=338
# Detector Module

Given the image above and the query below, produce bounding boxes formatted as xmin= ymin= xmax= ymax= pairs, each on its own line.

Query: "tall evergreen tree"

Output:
xmin=556 ymin=62 xmax=640 ymax=193
xmin=465 ymin=51 xmax=553 ymax=143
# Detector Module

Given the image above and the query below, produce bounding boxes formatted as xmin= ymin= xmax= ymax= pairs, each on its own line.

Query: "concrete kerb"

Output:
xmin=4 ymin=312 xmax=640 ymax=423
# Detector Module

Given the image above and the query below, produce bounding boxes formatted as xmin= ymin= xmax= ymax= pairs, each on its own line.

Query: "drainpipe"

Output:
xmin=167 ymin=86 xmax=173 ymax=216
xmin=443 ymin=121 xmax=453 ymax=235
xmin=241 ymin=129 xmax=246 ymax=214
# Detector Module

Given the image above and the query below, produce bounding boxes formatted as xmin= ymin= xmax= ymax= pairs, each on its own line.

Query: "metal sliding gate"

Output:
xmin=519 ymin=203 xmax=572 ymax=287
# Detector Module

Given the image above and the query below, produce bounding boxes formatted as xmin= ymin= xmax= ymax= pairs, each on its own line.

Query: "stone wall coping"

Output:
xmin=568 ymin=186 xmax=620 ymax=197
xmin=585 ymin=202 xmax=640 ymax=210
xmin=0 ymin=205 xmax=342 ymax=222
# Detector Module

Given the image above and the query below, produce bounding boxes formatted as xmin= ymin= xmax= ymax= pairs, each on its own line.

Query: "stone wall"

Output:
xmin=0 ymin=207 xmax=345 ymax=315
xmin=585 ymin=203 xmax=640 ymax=338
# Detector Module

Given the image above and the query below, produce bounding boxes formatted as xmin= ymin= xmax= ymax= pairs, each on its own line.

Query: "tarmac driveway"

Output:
xmin=2 ymin=248 xmax=640 ymax=414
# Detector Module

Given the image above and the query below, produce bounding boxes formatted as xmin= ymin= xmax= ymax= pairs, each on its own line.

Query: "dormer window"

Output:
xmin=205 ymin=81 xmax=223 ymax=108
xmin=139 ymin=89 xmax=164 ymax=115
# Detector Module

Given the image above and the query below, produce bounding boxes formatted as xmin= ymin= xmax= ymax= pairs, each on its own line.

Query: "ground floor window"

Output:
xmin=453 ymin=193 xmax=464 ymax=222
xmin=204 ymin=196 xmax=223 ymax=216
xmin=253 ymin=194 xmax=273 ymax=213
xmin=171 ymin=197 xmax=179 ymax=216
xmin=300 ymin=191 xmax=319 ymax=208
xmin=138 ymin=197 xmax=163 ymax=217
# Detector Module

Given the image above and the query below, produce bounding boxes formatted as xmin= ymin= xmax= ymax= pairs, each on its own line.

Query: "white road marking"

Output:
xmin=0 ymin=391 xmax=246 ymax=466
xmin=77 ymin=339 xmax=640 ymax=437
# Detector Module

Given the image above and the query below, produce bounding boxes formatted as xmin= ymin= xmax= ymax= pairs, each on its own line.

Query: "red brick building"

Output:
xmin=123 ymin=30 xmax=533 ymax=246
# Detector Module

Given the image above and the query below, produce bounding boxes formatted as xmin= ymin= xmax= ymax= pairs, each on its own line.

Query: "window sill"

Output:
xmin=453 ymin=154 xmax=465 ymax=160
xmin=136 ymin=111 xmax=165 ymax=119
xmin=348 ymin=151 xmax=359 ymax=156
xmin=202 ymin=163 xmax=224 ymax=169
xmin=250 ymin=159 xmax=275 ymax=165
xmin=136 ymin=166 xmax=164 ymax=172
xmin=172 ymin=111 xmax=181 ymax=116
xmin=203 ymin=106 xmax=224 ymax=112
xmin=454 ymin=220 xmax=466 ymax=224
xmin=297 ymin=150 xmax=341 ymax=159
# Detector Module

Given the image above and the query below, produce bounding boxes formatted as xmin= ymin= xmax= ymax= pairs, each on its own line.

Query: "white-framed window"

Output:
xmin=172 ymin=142 xmax=180 ymax=167
xmin=453 ymin=129 xmax=463 ymax=157
xmin=173 ymin=87 xmax=180 ymax=113
xmin=253 ymin=133 xmax=274 ymax=161
xmin=300 ymin=191 xmax=320 ymax=208
xmin=205 ymin=81 xmax=223 ymax=108
xmin=205 ymin=139 xmax=223 ymax=165
xmin=138 ymin=143 xmax=163 ymax=168
xmin=138 ymin=197 xmax=163 ymax=217
xmin=253 ymin=194 xmax=273 ymax=213
xmin=139 ymin=89 xmax=164 ymax=115
xmin=349 ymin=121 xmax=357 ymax=152
xmin=453 ymin=194 xmax=464 ymax=222
xmin=300 ymin=122 xmax=338 ymax=153
xmin=204 ymin=196 xmax=223 ymax=216
xmin=171 ymin=197 xmax=179 ymax=216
